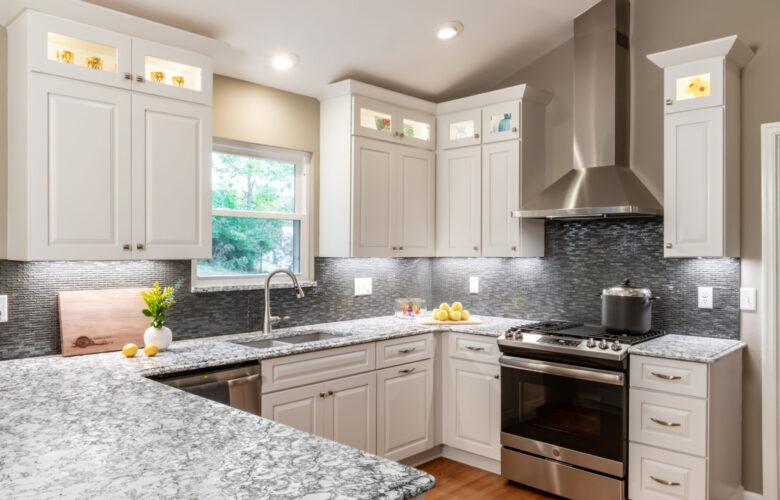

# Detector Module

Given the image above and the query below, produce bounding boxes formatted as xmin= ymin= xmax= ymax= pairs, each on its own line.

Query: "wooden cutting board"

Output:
xmin=59 ymin=288 xmax=149 ymax=356
xmin=415 ymin=316 xmax=483 ymax=326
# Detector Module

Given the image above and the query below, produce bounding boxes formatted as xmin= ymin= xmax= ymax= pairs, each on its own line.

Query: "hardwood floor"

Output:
xmin=417 ymin=457 xmax=561 ymax=499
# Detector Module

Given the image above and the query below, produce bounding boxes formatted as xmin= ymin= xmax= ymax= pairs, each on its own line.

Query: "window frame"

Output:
xmin=192 ymin=137 xmax=313 ymax=289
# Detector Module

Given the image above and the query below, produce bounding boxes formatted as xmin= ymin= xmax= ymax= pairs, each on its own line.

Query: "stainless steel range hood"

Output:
xmin=512 ymin=0 xmax=663 ymax=219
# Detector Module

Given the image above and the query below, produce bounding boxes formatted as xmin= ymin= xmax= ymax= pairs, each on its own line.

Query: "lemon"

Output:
xmin=449 ymin=310 xmax=462 ymax=321
xmin=435 ymin=309 xmax=450 ymax=321
xmin=439 ymin=302 xmax=450 ymax=311
xmin=432 ymin=308 xmax=441 ymax=317
xmin=144 ymin=344 xmax=159 ymax=357
xmin=451 ymin=302 xmax=463 ymax=312
xmin=461 ymin=310 xmax=470 ymax=321
xmin=122 ymin=343 xmax=138 ymax=357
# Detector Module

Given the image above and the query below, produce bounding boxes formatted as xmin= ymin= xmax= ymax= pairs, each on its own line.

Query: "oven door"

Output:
xmin=499 ymin=355 xmax=626 ymax=477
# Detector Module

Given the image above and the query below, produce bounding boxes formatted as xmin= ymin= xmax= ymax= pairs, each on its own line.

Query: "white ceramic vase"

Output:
xmin=144 ymin=326 xmax=172 ymax=351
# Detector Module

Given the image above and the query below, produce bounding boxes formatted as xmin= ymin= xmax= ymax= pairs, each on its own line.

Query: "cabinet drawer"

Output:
xmin=448 ymin=332 xmax=499 ymax=363
xmin=629 ymin=388 xmax=707 ymax=456
xmin=630 ymin=355 xmax=708 ymax=398
xmin=629 ymin=443 xmax=706 ymax=500
xmin=375 ymin=333 xmax=434 ymax=369
xmin=261 ymin=343 xmax=375 ymax=393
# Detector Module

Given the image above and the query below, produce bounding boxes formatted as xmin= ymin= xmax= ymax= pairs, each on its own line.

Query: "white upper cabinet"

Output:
xmin=481 ymin=100 xmax=521 ymax=143
xmin=436 ymin=146 xmax=482 ymax=257
xmin=648 ymin=36 xmax=752 ymax=258
xmin=6 ymin=10 xmax=213 ymax=261
xmin=320 ymin=80 xmax=437 ymax=257
xmin=438 ymin=108 xmax=482 ymax=150
xmin=131 ymin=38 xmax=212 ymax=105
xmin=352 ymin=95 xmax=434 ymax=150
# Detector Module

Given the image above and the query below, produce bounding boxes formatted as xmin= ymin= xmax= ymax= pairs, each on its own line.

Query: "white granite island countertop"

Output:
xmin=0 ymin=315 xmax=527 ymax=499
xmin=628 ymin=333 xmax=746 ymax=363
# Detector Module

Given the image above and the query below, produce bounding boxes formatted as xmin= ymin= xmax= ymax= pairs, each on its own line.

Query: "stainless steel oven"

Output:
xmin=500 ymin=355 xmax=627 ymax=500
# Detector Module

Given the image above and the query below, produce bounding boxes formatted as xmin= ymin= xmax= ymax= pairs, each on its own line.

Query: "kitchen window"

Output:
xmin=194 ymin=138 xmax=311 ymax=288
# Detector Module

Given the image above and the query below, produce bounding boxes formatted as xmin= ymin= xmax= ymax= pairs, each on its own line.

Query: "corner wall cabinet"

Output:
xmin=319 ymin=80 xmax=437 ymax=257
xmin=648 ymin=36 xmax=753 ymax=258
xmin=5 ymin=10 xmax=212 ymax=260
xmin=436 ymin=87 xmax=549 ymax=257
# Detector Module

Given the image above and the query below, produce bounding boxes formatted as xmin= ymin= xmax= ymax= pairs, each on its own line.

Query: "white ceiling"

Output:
xmin=3 ymin=0 xmax=601 ymax=101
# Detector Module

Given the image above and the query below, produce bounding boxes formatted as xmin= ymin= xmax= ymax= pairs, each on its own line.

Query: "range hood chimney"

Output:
xmin=512 ymin=0 xmax=663 ymax=219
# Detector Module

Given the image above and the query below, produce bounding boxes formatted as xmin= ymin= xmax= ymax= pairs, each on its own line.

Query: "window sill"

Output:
xmin=191 ymin=280 xmax=318 ymax=294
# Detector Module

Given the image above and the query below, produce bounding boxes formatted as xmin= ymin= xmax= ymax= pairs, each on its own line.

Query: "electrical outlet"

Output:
xmin=354 ymin=277 xmax=372 ymax=296
xmin=698 ymin=287 xmax=713 ymax=309
xmin=740 ymin=287 xmax=757 ymax=311
xmin=0 ymin=295 xmax=7 ymax=323
xmin=469 ymin=276 xmax=479 ymax=294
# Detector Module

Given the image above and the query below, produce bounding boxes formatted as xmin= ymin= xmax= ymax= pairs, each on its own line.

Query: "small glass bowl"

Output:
xmin=394 ymin=298 xmax=426 ymax=320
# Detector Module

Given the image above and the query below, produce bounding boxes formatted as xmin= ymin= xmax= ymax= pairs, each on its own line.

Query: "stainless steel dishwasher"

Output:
xmin=153 ymin=362 xmax=261 ymax=415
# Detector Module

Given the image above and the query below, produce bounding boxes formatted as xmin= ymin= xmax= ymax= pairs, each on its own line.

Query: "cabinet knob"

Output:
xmin=136 ymin=75 xmax=145 ymax=83
xmin=473 ymin=246 xmax=479 ymax=251
xmin=122 ymin=244 xmax=131 ymax=251
xmin=511 ymin=246 xmax=517 ymax=251
xmin=398 ymin=246 xmax=404 ymax=251
xmin=392 ymin=246 xmax=398 ymax=250
xmin=511 ymin=127 xmax=518 ymax=133
xmin=474 ymin=133 xmax=480 ymax=139
xmin=665 ymin=99 xmax=673 ymax=105
xmin=136 ymin=243 xmax=145 ymax=250
xmin=123 ymin=73 xmax=132 ymax=80
xmin=319 ymin=392 xmax=326 ymax=398
xmin=665 ymin=243 xmax=673 ymax=249
xmin=494 ymin=375 xmax=500 ymax=379
xmin=327 ymin=390 xmax=334 ymax=396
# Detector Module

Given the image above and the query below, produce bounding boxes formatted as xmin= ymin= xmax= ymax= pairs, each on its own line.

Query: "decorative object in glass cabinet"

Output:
xmin=403 ymin=119 xmax=431 ymax=140
xmin=449 ymin=120 xmax=475 ymax=140
xmin=144 ymin=55 xmax=202 ymax=91
xmin=676 ymin=73 xmax=711 ymax=101
xmin=489 ymin=113 xmax=512 ymax=133
xmin=47 ymin=32 xmax=118 ymax=72
xmin=359 ymin=107 xmax=392 ymax=133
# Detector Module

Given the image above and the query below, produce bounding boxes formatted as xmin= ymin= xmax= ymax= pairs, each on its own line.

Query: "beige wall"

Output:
xmin=496 ymin=0 xmax=780 ymax=492
xmin=212 ymin=74 xmax=320 ymax=259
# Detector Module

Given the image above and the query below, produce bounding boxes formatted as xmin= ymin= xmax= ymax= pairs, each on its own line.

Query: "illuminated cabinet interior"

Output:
xmin=47 ymin=32 xmax=118 ymax=73
xmin=648 ymin=35 xmax=754 ymax=258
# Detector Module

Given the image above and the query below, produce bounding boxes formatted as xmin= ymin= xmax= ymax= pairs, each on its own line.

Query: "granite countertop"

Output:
xmin=0 ymin=315 xmax=523 ymax=499
xmin=628 ymin=333 xmax=746 ymax=363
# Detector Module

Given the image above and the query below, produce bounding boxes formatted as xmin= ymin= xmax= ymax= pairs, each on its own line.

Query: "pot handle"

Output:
xmin=650 ymin=296 xmax=661 ymax=301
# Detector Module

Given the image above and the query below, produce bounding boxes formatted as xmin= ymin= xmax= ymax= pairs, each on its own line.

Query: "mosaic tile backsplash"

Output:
xmin=0 ymin=219 xmax=739 ymax=360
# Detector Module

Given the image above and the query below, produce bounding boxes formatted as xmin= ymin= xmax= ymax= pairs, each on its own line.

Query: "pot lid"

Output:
xmin=602 ymin=279 xmax=652 ymax=297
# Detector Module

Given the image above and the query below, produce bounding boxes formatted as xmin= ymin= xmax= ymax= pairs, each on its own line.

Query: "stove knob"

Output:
xmin=598 ymin=339 xmax=609 ymax=350
xmin=611 ymin=341 xmax=622 ymax=351
xmin=586 ymin=338 xmax=597 ymax=348
xmin=514 ymin=331 xmax=523 ymax=340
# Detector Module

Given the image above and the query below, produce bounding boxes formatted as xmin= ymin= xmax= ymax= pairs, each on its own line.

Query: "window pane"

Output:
xmin=211 ymin=152 xmax=295 ymax=213
xmin=197 ymin=216 xmax=300 ymax=277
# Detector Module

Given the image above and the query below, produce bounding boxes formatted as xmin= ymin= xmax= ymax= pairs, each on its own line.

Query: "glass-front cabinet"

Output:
xmin=438 ymin=108 xmax=482 ymax=149
xmin=482 ymin=100 xmax=521 ymax=143
xmin=132 ymin=38 xmax=212 ymax=105
xmin=352 ymin=96 xmax=435 ymax=150
xmin=27 ymin=11 xmax=133 ymax=89
xmin=663 ymin=58 xmax=724 ymax=113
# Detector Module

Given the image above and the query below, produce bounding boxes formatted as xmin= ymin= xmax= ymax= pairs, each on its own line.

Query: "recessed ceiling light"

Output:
xmin=271 ymin=53 xmax=298 ymax=71
xmin=437 ymin=21 xmax=463 ymax=40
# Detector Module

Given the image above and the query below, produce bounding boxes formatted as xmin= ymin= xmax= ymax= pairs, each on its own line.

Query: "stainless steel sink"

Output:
xmin=237 ymin=339 xmax=291 ymax=349
xmin=233 ymin=331 xmax=342 ymax=350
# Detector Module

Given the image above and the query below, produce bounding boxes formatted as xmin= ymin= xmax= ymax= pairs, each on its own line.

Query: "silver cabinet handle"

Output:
xmin=665 ymin=243 xmax=673 ymax=249
xmin=651 ymin=417 xmax=681 ymax=427
xmin=123 ymin=72 xmax=132 ymax=80
xmin=122 ymin=244 xmax=131 ymax=251
xmin=399 ymin=347 xmax=416 ymax=354
xmin=399 ymin=367 xmax=416 ymax=375
xmin=466 ymin=346 xmax=485 ymax=351
xmin=227 ymin=373 xmax=260 ymax=388
xmin=650 ymin=476 xmax=680 ymax=486
xmin=136 ymin=243 xmax=145 ymax=250
xmin=651 ymin=372 xmax=682 ymax=381
xmin=665 ymin=99 xmax=673 ymax=105
xmin=136 ymin=75 xmax=145 ymax=82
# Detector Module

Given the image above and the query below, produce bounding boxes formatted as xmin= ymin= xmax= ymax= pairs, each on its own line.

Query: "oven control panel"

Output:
xmin=537 ymin=337 xmax=582 ymax=348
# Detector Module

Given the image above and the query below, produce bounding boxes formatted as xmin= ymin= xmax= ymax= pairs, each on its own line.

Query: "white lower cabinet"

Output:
xmin=629 ymin=443 xmax=706 ymax=500
xmin=261 ymin=371 xmax=376 ymax=454
xmin=443 ymin=357 xmax=501 ymax=460
xmin=376 ymin=359 xmax=435 ymax=461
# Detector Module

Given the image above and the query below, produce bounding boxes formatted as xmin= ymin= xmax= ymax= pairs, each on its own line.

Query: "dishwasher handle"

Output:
xmin=228 ymin=373 xmax=260 ymax=388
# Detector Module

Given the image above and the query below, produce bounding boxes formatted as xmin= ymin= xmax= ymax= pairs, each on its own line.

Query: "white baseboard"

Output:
xmin=440 ymin=445 xmax=501 ymax=474
xmin=401 ymin=445 xmax=444 ymax=468
xmin=743 ymin=491 xmax=763 ymax=500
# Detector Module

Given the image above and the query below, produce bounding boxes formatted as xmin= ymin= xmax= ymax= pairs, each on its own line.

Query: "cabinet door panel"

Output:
xmin=664 ymin=58 xmax=724 ymax=114
xmin=28 ymin=75 xmax=131 ymax=260
xmin=352 ymin=96 xmax=398 ymax=142
xmin=438 ymin=109 xmax=481 ymax=149
xmin=353 ymin=137 xmax=394 ymax=256
xmin=664 ymin=107 xmax=723 ymax=257
xmin=443 ymin=358 xmax=501 ymax=460
xmin=328 ymin=372 xmax=376 ymax=454
xmin=132 ymin=94 xmax=211 ymax=259
xmin=436 ymin=146 xmax=481 ymax=256
xmin=481 ymin=101 xmax=520 ymax=143
xmin=131 ymin=37 xmax=212 ymax=105
xmin=396 ymin=146 xmax=435 ymax=256
xmin=482 ymin=141 xmax=520 ymax=256
xmin=261 ymin=383 xmax=326 ymax=437
xmin=377 ymin=360 xmax=434 ymax=461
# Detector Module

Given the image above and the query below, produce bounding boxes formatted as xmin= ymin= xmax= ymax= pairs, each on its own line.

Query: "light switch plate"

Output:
xmin=469 ymin=276 xmax=479 ymax=294
xmin=354 ymin=277 xmax=372 ymax=296
xmin=698 ymin=287 xmax=713 ymax=309
xmin=0 ymin=295 xmax=7 ymax=323
xmin=740 ymin=287 xmax=757 ymax=311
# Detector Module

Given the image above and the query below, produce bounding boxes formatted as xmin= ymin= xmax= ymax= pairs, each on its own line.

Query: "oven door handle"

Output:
xmin=499 ymin=356 xmax=625 ymax=386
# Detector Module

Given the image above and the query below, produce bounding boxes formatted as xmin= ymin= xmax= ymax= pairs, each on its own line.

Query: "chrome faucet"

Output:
xmin=264 ymin=268 xmax=305 ymax=334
